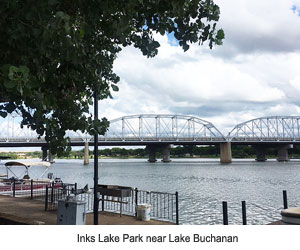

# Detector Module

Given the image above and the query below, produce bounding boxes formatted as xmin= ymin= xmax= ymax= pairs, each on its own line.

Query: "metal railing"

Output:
xmin=77 ymin=188 xmax=179 ymax=224
xmin=45 ymin=186 xmax=179 ymax=224
xmin=0 ymin=179 xmax=58 ymax=200
xmin=44 ymin=183 xmax=76 ymax=211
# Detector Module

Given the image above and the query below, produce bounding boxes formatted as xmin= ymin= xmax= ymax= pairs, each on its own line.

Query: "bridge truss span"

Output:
xmin=103 ymin=114 xmax=226 ymax=142
xmin=0 ymin=114 xmax=37 ymax=143
xmin=0 ymin=113 xmax=226 ymax=145
xmin=0 ymin=113 xmax=89 ymax=144
xmin=228 ymin=116 xmax=300 ymax=142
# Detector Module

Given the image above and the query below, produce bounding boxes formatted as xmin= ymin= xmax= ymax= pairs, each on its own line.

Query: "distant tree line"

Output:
xmin=2 ymin=145 xmax=300 ymax=160
xmin=53 ymin=145 xmax=300 ymax=159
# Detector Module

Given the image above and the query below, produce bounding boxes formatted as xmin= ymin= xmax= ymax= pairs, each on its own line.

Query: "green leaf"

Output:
xmin=111 ymin=84 xmax=119 ymax=91
xmin=20 ymin=66 xmax=30 ymax=79
xmin=64 ymin=22 xmax=70 ymax=33
xmin=4 ymin=80 xmax=17 ymax=89
xmin=80 ymin=27 xmax=85 ymax=39
xmin=48 ymin=0 xmax=58 ymax=6
xmin=20 ymin=66 xmax=29 ymax=74
xmin=158 ymin=27 xmax=165 ymax=35
xmin=8 ymin=66 xmax=19 ymax=80
xmin=56 ymin=11 xmax=64 ymax=18
xmin=182 ymin=43 xmax=189 ymax=52
xmin=216 ymin=29 xmax=225 ymax=40
xmin=4 ymin=102 xmax=16 ymax=113
xmin=0 ymin=111 xmax=7 ymax=118
xmin=17 ymin=84 xmax=23 ymax=96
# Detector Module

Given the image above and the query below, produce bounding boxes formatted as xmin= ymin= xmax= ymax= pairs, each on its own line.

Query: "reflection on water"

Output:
xmin=1 ymin=158 xmax=300 ymax=225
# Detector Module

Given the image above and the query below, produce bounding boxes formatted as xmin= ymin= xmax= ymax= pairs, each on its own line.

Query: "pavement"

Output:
xmin=2 ymin=195 xmax=290 ymax=226
xmin=0 ymin=195 xmax=174 ymax=225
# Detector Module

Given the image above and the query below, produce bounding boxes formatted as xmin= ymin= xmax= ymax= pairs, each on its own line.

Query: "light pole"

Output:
xmin=93 ymin=90 xmax=99 ymax=225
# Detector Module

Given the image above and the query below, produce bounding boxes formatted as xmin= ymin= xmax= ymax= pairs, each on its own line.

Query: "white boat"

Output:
xmin=0 ymin=161 xmax=62 ymax=194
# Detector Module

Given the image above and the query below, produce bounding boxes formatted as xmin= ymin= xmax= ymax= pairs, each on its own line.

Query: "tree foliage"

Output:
xmin=0 ymin=0 xmax=224 ymax=155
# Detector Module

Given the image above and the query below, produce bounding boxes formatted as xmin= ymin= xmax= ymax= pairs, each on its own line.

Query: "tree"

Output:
xmin=0 ymin=0 xmax=224 ymax=155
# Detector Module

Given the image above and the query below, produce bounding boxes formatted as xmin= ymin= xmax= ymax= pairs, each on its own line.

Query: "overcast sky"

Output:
xmin=99 ymin=0 xmax=300 ymax=135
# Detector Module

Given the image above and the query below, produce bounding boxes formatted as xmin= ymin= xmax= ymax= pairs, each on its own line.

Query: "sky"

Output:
xmin=2 ymin=0 xmax=300 ymax=152
xmin=99 ymin=0 xmax=300 ymax=135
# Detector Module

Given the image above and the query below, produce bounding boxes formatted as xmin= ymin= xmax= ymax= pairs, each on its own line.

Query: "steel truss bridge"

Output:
xmin=1 ymin=114 xmax=300 ymax=147
xmin=228 ymin=116 xmax=300 ymax=144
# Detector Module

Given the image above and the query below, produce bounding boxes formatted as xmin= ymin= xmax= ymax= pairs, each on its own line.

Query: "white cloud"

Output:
xmin=99 ymin=0 xmax=300 ymax=135
xmin=214 ymin=0 xmax=300 ymax=54
xmin=290 ymin=76 xmax=300 ymax=92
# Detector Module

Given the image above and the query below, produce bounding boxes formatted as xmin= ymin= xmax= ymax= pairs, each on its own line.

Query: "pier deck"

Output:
xmin=0 ymin=195 xmax=174 ymax=225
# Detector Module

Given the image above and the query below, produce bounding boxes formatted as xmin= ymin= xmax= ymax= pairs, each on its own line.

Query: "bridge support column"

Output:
xmin=48 ymin=151 xmax=54 ymax=163
xmin=84 ymin=142 xmax=89 ymax=165
xmin=146 ymin=145 xmax=157 ymax=163
xmin=254 ymin=146 xmax=267 ymax=162
xmin=220 ymin=142 xmax=232 ymax=163
xmin=277 ymin=144 xmax=293 ymax=162
xmin=41 ymin=146 xmax=48 ymax=161
xmin=162 ymin=144 xmax=171 ymax=162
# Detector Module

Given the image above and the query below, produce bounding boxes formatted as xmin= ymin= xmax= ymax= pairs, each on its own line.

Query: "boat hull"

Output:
xmin=0 ymin=182 xmax=63 ymax=194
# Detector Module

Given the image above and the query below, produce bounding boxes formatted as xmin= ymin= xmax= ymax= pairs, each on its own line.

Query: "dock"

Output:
xmin=0 ymin=195 xmax=174 ymax=225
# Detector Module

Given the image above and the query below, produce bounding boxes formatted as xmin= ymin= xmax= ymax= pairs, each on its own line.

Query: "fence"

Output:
xmin=2 ymin=180 xmax=179 ymax=224
xmin=44 ymin=184 xmax=76 ymax=211
xmin=45 ymin=186 xmax=179 ymax=224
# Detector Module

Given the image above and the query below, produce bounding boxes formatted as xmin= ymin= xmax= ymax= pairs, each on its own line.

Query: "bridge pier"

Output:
xmin=48 ymin=151 xmax=54 ymax=163
xmin=162 ymin=144 xmax=171 ymax=162
xmin=146 ymin=145 xmax=157 ymax=162
xmin=277 ymin=144 xmax=293 ymax=162
xmin=254 ymin=146 xmax=267 ymax=162
xmin=41 ymin=146 xmax=48 ymax=161
xmin=220 ymin=142 xmax=232 ymax=163
xmin=41 ymin=146 xmax=55 ymax=162
xmin=84 ymin=142 xmax=89 ymax=165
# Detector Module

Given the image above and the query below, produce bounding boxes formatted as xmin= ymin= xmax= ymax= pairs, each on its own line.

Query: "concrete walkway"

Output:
xmin=0 ymin=195 xmax=174 ymax=225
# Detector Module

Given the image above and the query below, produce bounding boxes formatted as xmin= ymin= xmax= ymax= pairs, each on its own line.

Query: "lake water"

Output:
xmin=1 ymin=158 xmax=300 ymax=225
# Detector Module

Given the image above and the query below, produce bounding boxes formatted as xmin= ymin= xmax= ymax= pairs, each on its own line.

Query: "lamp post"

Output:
xmin=93 ymin=90 xmax=99 ymax=225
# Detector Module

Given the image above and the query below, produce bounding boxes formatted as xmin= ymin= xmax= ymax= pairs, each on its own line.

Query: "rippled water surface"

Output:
xmin=2 ymin=158 xmax=300 ymax=225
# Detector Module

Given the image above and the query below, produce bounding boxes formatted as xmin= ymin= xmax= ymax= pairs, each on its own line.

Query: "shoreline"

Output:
xmin=2 ymin=156 xmax=300 ymax=160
